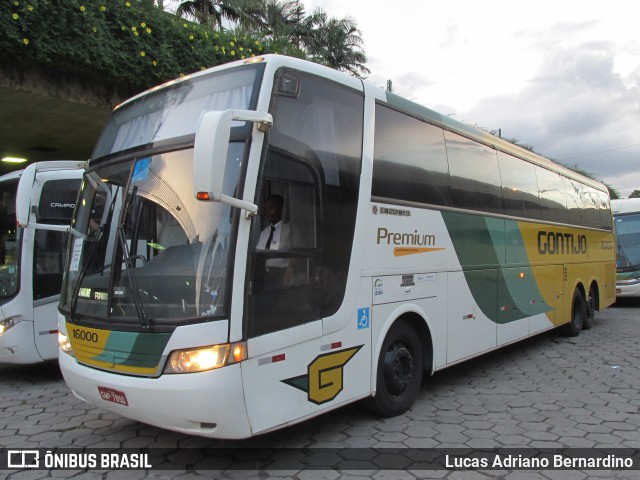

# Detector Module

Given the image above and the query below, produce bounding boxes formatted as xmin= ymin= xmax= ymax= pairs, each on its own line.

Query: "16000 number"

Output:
xmin=73 ymin=329 xmax=98 ymax=343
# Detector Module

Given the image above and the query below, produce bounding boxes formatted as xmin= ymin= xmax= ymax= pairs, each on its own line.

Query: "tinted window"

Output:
xmin=445 ymin=131 xmax=503 ymax=214
xmin=536 ymin=166 xmax=568 ymax=224
xmin=595 ymin=190 xmax=612 ymax=230
xmin=582 ymin=186 xmax=600 ymax=229
xmin=37 ymin=179 xmax=81 ymax=224
xmin=565 ymin=178 xmax=586 ymax=226
xmin=372 ymin=105 xmax=451 ymax=206
xmin=34 ymin=230 xmax=68 ymax=300
xmin=615 ymin=213 xmax=640 ymax=269
xmin=498 ymin=152 xmax=540 ymax=219
xmin=0 ymin=179 xmax=19 ymax=300
xmin=0 ymin=179 xmax=18 ymax=231
xmin=247 ymin=71 xmax=363 ymax=337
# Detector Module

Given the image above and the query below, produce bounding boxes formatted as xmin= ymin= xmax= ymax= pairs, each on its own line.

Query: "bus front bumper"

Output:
xmin=616 ymin=278 xmax=640 ymax=298
xmin=59 ymin=352 xmax=252 ymax=439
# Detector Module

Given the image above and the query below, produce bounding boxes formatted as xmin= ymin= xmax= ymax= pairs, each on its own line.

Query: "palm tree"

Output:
xmin=140 ymin=0 xmax=165 ymax=8
xmin=176 ymin=0 xmax=262 ymax=29
xmin=176 ymin=0 xmax=370 ymax=78
xmin=255 ymin=0 xmax=306 ymax=45
xmin=304 ymin=11 xmax=369 ymax=79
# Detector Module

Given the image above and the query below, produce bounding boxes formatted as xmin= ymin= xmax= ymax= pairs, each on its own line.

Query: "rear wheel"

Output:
xmin=366 ymin=320 xmax=423 ymax=416
xmin=582 ymin=285 xmax=596 ymax=330
xmin=562 ymin=288 xmax=586 ymax=337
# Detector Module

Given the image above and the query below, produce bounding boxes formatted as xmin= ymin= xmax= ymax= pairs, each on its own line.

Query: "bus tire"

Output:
xmin=583 ymin=285 xmax=596 ymax=330
xmin=562 ymin=288 xmax=586 ymax=337
xmin=366 ymin=320 xmax=423 ymax=417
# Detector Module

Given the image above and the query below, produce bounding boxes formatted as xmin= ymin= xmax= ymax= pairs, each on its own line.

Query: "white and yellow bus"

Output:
xmin=612 ymin=198 xmax=640 ymax=297
xmin=54 ymin=55 xmax=615 ymax=439
xmin=0 ymin=161 xmax=84 ymax=364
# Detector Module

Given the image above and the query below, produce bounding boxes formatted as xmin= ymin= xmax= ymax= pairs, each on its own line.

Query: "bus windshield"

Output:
xmin=0 ymin=178 xmax=19 ymax=300
xmin=615 ymin=213 xmax=640 ymax=271
xmin=92 ymin=65 xmax=262 ymax=160
xmin=60 ymin=145 xmax=244 ymax=325
xmin=61 ymin=64 xmax=263 ymax=326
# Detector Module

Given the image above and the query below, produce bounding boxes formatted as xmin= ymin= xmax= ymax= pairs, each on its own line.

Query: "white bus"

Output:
xmin=55 ymin=55 xmax=615 ymax=439
xmin=0 ymin=161 xmax=84 ymax=364
xmin=611 ymin=198 xmax=640 ymax=297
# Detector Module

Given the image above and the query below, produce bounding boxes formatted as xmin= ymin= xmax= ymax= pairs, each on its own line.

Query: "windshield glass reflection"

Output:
xmin=61 ymin=145 xmax=244 ymax=324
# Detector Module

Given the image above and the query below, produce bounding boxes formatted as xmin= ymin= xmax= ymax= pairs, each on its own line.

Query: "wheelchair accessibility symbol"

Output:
xmin=357 ymin=307 xmax=370 ymax=330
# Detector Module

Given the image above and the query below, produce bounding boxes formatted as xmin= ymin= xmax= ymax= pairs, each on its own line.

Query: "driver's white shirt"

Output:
xmin=257 ymin=220 xmax=290 ymax=251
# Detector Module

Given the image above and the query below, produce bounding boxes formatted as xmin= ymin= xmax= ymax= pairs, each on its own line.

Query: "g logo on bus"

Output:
xmin=282 ymin=345 xmax=362 ymax=405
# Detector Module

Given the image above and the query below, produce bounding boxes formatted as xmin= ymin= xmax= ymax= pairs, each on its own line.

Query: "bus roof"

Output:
xmin=611 ymin=198 xmax=640 ymax=215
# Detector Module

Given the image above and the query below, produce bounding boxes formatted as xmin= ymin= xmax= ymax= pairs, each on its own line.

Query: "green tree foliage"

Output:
xmin=0 ymin=0 xmax=280 ymax=95
xmin=628 ymin=190 xmax=640 ymax=199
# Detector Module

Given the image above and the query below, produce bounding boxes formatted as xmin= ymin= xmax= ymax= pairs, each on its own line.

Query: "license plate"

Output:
xmin=98 ymin=386 xmax=129 ymax=406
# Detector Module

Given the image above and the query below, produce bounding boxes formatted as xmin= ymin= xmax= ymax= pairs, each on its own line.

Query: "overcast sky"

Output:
xmin=304 ymin=0 xmax=640 ymax=197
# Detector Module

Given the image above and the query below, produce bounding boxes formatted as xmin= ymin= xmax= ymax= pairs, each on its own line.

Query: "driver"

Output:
xmin=257 ymin=194 xmax=289 ymax=251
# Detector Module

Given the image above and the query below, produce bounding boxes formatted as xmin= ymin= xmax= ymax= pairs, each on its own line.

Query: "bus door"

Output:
xmin=242 ymin=149 xmax=325 ymax=433
xmin=31 ymin=177 xmax=81 ymax=359
xmin=241 ymin=69 xmax=364 ymax=434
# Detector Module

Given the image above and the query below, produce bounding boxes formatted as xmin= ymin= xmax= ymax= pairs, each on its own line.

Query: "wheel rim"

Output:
xmin=573 ymin=296 xmax=583 ymax=328
xmin=587 ymin=291 xmax=595 ymax=319
xmin=383 ymin=340 xmax=414 ymax=397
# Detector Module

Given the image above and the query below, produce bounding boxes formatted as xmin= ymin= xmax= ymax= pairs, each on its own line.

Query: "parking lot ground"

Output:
xmin=1 ymin=300 xmax=639 ymax=479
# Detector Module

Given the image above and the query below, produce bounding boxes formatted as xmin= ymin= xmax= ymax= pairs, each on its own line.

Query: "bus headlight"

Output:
xmin=58 ymin=331 xmax=73 ymax=355
xmin=0 ymin=315 xmax=24 ymax=336
xmin=165 ymin=342 xmax=247 ymax=374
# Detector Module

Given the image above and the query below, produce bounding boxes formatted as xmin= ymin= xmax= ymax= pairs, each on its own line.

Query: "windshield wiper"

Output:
xmin=617 ymin=243 xmax=630 ymax=265
xmin=116 ymin=223 xmax=150 ymax=329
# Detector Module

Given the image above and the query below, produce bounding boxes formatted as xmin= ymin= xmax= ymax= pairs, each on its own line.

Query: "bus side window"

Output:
xmin=33 ymin=178 xmax=80 ymax=300
xmin=536 ymin=166 xmax=568 ymax=224
xmin=246 ymin=69 xmax=363 ymax=338
xmin=33 ymin=229 xmax=67 ymax=300
xmin=498 ymin=152 xmax=541 ymax=219
xmin=372 ymin=104 xmax=451 ymax=207
xmin=445 ymin=131 xmax=503 ymax=215
xmin=247 ymin=157 xmax=322 ymax=337
xmin=253 ymin=152 xmax=320 ymax=292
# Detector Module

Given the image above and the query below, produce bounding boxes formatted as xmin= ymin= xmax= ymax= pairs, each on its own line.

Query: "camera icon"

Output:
xmin=7 ymin=450 xmax=40 ymax=468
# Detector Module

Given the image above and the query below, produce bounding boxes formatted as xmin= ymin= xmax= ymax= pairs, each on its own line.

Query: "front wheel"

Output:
xmin=562 ymin=288 xmax=586 ymax=337
xmin=366 ymin=320 xmax=423 ymax=417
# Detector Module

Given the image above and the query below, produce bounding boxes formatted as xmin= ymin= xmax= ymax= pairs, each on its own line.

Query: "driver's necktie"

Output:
xmin=265 ymin=224 xmax=275 ymax=250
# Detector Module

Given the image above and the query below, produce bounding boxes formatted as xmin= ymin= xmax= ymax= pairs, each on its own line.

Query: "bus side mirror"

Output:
xmin=16 ymin=161 xmax=84 ymax=232
xmin=16 ymin=163 xmax=37 ymax=228
xmin=193 ymin=109 xmax=272 ymax=215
